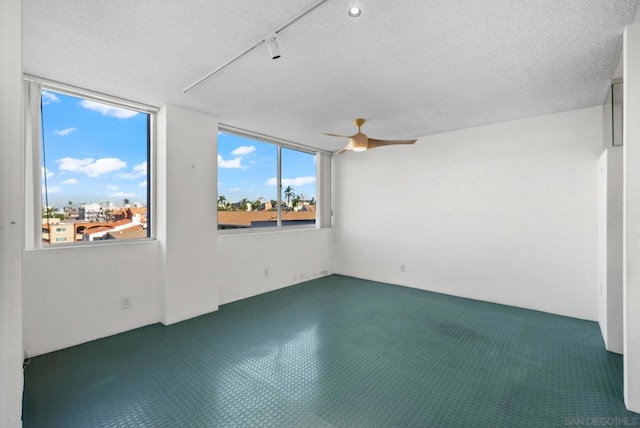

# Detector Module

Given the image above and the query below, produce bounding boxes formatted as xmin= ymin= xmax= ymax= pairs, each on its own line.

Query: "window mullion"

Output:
xmin=277 ymin=145 xmax=282 ymax=227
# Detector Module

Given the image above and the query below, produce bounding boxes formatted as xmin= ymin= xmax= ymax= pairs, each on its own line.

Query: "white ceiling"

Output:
xmin=24 ymin=0 xmax=640 ymax=152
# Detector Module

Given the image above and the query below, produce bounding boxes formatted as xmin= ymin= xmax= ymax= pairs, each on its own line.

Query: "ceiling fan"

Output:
xmin=324 ymin=118 xmax=417 ymax=154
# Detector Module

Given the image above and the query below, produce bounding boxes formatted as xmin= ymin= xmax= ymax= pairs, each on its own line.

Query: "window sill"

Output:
xmin=217 ymin=225 xmax=326 ymax=238
xmin=25 ymin=237 xmax=158 ymax=252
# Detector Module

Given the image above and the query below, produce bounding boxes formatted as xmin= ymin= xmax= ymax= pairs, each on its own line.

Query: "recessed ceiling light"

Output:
xmin=348 ymin=6 xmax=362 ymax=17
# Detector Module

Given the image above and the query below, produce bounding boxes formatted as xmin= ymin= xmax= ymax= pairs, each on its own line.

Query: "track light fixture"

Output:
xmin=267 ymin=37 xmax=281 ymax=60
xmin=183 ymin=0 xmax=330 ymax=93
xmin=348 ymin=0 xmax=362 ymax=17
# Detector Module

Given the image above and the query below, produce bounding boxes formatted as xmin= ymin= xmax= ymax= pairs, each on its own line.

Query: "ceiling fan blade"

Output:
xmin=324 ymin=119 xmax=416 ymax=153
xmin=366 ymin=138 xmax=417 ymax=150
xmin=335 ymin=138 xmax=356 ymax=154
xmin=323 ymin=132 xmax=353 ymax=138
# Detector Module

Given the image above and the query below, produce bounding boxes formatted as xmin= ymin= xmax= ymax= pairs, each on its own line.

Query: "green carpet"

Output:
xmin=23 ymin=275 xmax=639 ymax=427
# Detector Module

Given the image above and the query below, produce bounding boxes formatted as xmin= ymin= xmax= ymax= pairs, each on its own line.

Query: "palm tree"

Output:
xmin=123 ymin=198 xmax=130 ymax=206
xmin=292 ymin=195 xmax=301 ymax=211
xmin=284 ymin=186 xmax=294 ymax=210
xmin=218 ymin=195 xmax=228 ymax=210
xmin=239 ymin=198 xmax=249 ymax=211
xmin=42 ymin=206 xmax=56 ymax=218
xmin=251 ymin=199 xmax=262 ymax=211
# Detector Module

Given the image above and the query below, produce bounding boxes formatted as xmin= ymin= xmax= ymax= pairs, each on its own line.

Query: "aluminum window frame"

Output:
xmin=217 ymin=125 xmax=331 ymax=235
xmin=24 ymin=75 xmax=158 ymax=249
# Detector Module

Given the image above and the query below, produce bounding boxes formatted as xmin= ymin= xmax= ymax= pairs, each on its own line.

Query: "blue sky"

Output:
xmin=41 ymin=90 xmax=316 ymax=209
xmin=41 ymin=90 xmax=148 ymax=209
xmin=218 ymin=132 xmax=316 ymax=203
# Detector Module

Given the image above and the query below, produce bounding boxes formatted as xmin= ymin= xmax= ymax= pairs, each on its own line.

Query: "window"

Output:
xmin=217 ymin=130 xmax=322 ymax=231
xmin=281 ymin=148 xmax=317 ymax=226
xmin=28 ymin=80 xmax=154 ymax=246
xmin=217 ymin=133 xmax=278 ymax=230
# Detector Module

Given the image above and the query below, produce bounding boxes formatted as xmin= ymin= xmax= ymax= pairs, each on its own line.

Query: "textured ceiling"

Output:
xmin=24 ymin=0 xmax=640 ymax=152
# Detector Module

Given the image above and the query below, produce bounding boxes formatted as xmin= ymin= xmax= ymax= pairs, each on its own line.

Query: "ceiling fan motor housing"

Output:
xmin=350 ymin=133 xmax=368 ymax=151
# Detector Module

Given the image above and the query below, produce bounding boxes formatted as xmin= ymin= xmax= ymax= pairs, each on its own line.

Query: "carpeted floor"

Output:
xmin=23 ymin=275 xmax=639 ymax=427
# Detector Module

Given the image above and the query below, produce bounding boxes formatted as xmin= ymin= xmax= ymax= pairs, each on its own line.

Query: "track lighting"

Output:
xmin=267 ymin=37 xmax=281 ymax=60
xmin=183 ymin=0 xmax=330 ymax=93
xmin=348 ymin=0 xmax=362 ymax=17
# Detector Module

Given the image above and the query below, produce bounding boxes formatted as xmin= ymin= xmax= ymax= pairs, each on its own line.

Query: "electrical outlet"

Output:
xmin=121 ymin=296 xmax=131 ymax=310
xmin=401 ymin=264 xmax=406 ymax=273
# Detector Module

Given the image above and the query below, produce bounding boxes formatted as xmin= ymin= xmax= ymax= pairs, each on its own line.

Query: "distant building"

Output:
xmin=109 ymin=207 xmax=147 ymax=223
xmin=103 ymin=227 xmax=147 ymax=240
xmin=79 ymin=203 xmax=103 ymax=221
xmin=217 ymin=210 xmax=315 ymax=229
xmin=42 ymin=218 xmax=77 ymax=244
xmin=63 ymin=205 xmax=79 ymax=220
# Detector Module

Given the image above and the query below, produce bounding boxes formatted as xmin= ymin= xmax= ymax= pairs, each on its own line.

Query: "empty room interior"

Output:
xmin=5 ymin=0 xmax=640 ymax=426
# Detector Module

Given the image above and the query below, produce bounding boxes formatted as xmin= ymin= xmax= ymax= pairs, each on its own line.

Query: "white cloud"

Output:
xmin=111 ymin=191 xmax=136 ymax=198
xmin=217 ymin=147 xmax=257 ymax=170
xmin=231 ymin=146 xmax=256 ymax=156
xmin=133 ymin=161 xmax=147 ymax=174
xmin=57 ymin=157 xmax=126 ymax=177
xmin=42 ymin=167 xmax=54 ymax=178
xmin=54 ymin=127 xmax=76 ymax=136
xmin=79 ymin=100 xmax=138 ymax=119
xmin=106 ymin=184 xmax=119 ymax=191
xmin=116 ymin=161 xmax=147 ymax=179
xmin=228 ymin=187 xmax=240 ymax=192
xmin=60 ymin=178 xmax=78 ymax=185
xmin=218 ymin=154 xmax=243 ymax=169
xmin=41 ymin=91 xmax=59 ymax=105
xmin=42 ymin=185 xmax=62 ymax=194
xmin=139 ymin=180 xmax=147 ymax=187
xmin=283 ymin=176 xmax=316 ymax=187
xmin=265 ymin=176 xmax=316 ymax=187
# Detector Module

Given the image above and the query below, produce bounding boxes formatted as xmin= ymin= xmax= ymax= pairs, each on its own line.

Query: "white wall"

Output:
xmin=598 ymin=146 xmax=624 ymax=353
xmin=22 ymin=103 xmax=333 ymax=358
xmin=218 ymin=228 xmax=332 ymax=305
xmin=333 ymin=107 xmax=601 ymax=321
xmin=0 ymin=0 xmax=24 ymax=425
xmin=23 ymin=242 xmax=162 ymax=356
xmin=598 ymin=151 xmax=608 ymax=339
xmin=624 ymin=21 xmax=640 ymax=413
xmin=156 ymin=105 xmax=219 ymax=325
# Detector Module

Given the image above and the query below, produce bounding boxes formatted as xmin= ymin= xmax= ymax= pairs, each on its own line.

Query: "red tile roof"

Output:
xmin=218 ymin=210 xmax=315 ymax=227
xmin=105 ymin=227 xmax=147 ymax=239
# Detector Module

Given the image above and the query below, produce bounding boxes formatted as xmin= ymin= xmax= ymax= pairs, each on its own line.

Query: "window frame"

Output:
xmin=217 ymin=125 xmax=331 ymax=235
xmin=24 ymin=75 xmax=158 ymax=249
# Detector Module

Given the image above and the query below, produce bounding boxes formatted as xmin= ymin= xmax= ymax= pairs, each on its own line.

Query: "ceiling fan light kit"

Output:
xmin=324 ymin=118 xmax=417 ymax=154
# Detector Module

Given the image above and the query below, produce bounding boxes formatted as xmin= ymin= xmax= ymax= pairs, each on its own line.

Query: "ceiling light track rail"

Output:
xmin=183 ymin=0 xmax=330 ymax=94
